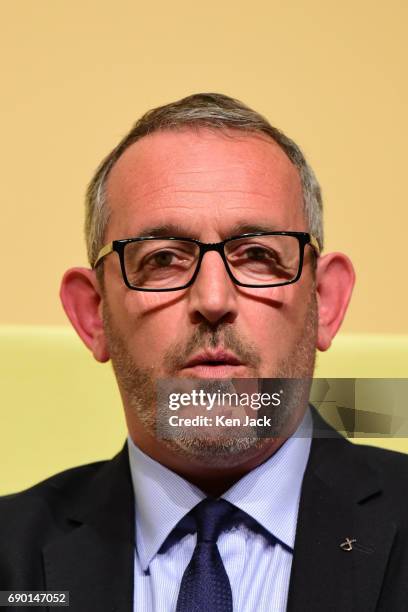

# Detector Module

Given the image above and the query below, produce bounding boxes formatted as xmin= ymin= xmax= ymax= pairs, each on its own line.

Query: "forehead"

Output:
xmin=105 ymin=128 xmax=305 ymax=240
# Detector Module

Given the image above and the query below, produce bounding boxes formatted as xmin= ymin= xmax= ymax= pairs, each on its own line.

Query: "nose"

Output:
xmin=187 ymin=250 xmax=238 ymax=326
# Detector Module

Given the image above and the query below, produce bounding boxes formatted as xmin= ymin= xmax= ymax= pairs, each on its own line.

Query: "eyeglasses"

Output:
xmin=94 ymin=232 xmax=320 ymax=292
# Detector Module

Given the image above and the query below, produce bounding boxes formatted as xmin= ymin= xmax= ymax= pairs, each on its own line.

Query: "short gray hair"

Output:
xmin=85 ymin=93 xmax=323 ymax=269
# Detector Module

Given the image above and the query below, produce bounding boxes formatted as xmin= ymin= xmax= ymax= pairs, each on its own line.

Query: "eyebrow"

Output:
xmin=227 ymin=222 xmax=280 ymax=236
xmin=134 ymin=224 xmax=199 ymax=239
xmin=131 ymin=221 xmax=280 ymax=240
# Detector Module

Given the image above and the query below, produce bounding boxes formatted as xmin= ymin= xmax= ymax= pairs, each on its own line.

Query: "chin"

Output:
xmin=162 ymin=435 xmax=270 ymax=466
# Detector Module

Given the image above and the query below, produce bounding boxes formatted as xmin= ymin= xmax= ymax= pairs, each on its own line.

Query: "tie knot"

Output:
xmin=193 ymin=498 xmax=234 ymax=543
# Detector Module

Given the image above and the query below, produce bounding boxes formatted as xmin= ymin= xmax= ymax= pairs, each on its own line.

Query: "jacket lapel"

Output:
xmin=287 ymin=409 xmax=396 ymax=612
xmin=41 ymin=413 xmax=397 ymax=611
xmin=42 ymin=445 xmax=134 ymax=612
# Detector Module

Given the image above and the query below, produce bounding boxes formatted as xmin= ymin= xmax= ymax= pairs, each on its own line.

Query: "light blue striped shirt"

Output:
xmin=128 ymin=408 xmax=312 ymax=611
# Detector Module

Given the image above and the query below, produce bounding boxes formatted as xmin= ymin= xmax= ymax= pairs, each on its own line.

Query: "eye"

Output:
xmin=149 ymin=250 xmax=175 ymax=267
xmin=142 ymin=247 xmax=195 ymax=270
xmin=243 ymin=246 xmax=276 ymax=261
xmin=229 ymin=243 xmax=280 ymax=265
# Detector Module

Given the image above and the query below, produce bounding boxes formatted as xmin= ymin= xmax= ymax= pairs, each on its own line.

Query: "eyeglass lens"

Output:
xmin=123 ymin=235 xmax=301 ymax=289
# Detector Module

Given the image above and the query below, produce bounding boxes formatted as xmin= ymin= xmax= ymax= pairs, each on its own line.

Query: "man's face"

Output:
xmin=101 ymin=128 xmax=318 ymax=462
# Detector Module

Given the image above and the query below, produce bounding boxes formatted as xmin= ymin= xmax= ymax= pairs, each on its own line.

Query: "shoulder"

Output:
xmin=310 ymin=432 xmax=408 ymax=524
xmin=309 ymin=408 xmax=408 ymax=510
xmin=348 ymin=441 xmax=408 ymax=487
xmin=0 ymin=446 xmax=132 ymax=587
xmin=311 ymin=406 xmax=408 ymax=479
xmin=0 ymin=460 xmax=107 ymax=528
xmin=351 ymin=440 xmax=408 ymax=465
xmin=0 ymin=460 xmax=108 ymax=586
xmin=0 ymin=459 xmax=107 ymax=499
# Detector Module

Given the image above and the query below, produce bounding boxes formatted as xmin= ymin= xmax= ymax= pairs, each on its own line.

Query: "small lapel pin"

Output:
xmin=340 ymin=537 xmax=356 ymax=551
xmin=340 ymin=537 xmax=374 ymax=554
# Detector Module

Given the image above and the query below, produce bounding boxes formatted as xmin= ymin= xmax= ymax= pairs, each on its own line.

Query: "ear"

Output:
xmin=315 ymin=252 xmax=355 ymax=352
xmin=59 ymin=267 xmax=110 ymax=363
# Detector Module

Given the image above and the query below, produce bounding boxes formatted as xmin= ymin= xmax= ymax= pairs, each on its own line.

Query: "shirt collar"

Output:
xmin=128 ymin=438 xmax=205 ymax=571
xmin=128 ymin=407 xmax=312 ymax=570
xmin=222 ymin=408 xmax=312 ymax=549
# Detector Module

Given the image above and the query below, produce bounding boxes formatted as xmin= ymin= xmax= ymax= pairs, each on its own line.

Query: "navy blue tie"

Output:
xmin=176 ymin=498 xmax=234 ymax=612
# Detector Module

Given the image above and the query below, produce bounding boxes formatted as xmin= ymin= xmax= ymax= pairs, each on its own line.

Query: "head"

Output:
xmin=60 ymin=93 xmax=354 ymax=479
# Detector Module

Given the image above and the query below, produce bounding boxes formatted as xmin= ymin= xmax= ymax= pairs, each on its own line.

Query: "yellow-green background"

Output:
xmin=1 ymin=1 xmax=407 ymax=494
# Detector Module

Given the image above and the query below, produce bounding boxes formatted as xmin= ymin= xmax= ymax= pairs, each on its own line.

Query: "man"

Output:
xmin=1 ymin=93 xmax=408 ymax=611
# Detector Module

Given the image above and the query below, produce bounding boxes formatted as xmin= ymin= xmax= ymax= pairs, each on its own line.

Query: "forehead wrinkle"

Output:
xmin=112 ymin=181 xmax=291 ymax=202
xmin=113 ymin=188 xmax=294 ymax=212
xmin=108 ymin=152 xmax=300 ymax=203
xmin=109 ymin=177 xmax=290 ymax=203
xmin=167 ymin=151 xmax=300 ymax=186
xmin=169 ymin=164 xmax=244 ymax=175
xmin=144 ymin=188 xmax=278 ymax=197
xmin=110 ymin=196 xmax=305 ymax=230
xmin=111 ymin=203 xmax=201 ymax=221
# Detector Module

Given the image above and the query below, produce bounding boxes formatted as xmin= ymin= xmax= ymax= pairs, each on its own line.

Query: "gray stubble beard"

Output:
xmin=103 ymin=291 xmax=318 ymax=465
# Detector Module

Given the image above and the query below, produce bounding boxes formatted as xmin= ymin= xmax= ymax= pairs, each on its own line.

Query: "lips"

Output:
xmin=183 ymin=349 xmax=243 ymax=369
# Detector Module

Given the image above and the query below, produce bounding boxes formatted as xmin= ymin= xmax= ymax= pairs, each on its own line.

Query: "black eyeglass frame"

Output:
xmin=93 ymin=231 xmax=321 ymax=292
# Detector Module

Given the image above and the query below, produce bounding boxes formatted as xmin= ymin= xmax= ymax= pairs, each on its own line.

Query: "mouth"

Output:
xmin=181 ymin=349 xmax=246 ymax=378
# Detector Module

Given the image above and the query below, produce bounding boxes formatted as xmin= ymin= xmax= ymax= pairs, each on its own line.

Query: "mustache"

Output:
xmin=163 ymin=322 xmax=261 ymax=372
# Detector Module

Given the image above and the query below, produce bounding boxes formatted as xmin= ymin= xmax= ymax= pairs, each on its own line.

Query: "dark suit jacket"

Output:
xmin=2 ymin=408 xmax=408 ymax=611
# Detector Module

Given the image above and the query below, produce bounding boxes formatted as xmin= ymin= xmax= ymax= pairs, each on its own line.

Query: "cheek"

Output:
xmin=123 ymin=291 xmax=168 ymax=313
xmin=238 ymin=285 xmax=295 ymax=325
xmin=240 ymin=284 xmax=293 ymax=303
xmin=123 ymin=288 xmax=189 ymax=315
xmin=120 ymin=292 xmax=186 ymax=357
xmin=237 ymin=285 xmax=308 ymax=341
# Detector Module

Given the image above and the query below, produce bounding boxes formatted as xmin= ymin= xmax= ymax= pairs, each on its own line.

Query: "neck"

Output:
xmin=126 ymin=407 xmax=307 ymax=495
xmin=131 ymin=432 xmax=288 ymax=496
xmin=176 ymin=438 xmax=288 ymax=496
